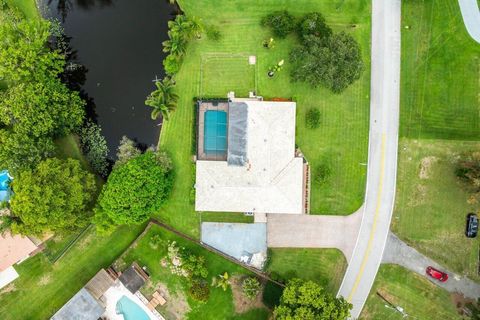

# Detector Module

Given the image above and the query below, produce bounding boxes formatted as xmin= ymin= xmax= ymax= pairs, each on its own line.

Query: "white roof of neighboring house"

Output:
xmin=195 ymin=100 xmax=304 ymax=214
xmin=0 ymin=232 xmax=37 ymax=272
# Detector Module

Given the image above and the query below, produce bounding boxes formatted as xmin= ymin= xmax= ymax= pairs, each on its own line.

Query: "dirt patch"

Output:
xmin=38 ymin=274 xmax=51 ymax=286
xmin=230 ymin=275 xmax=266 ymax=314
xmin=0 ymin=283 xmax=16 ymax=294
xmin=419 ymin=156 xmax=438 ymax=179
xmin=155 ymin=282 xmax=190 ymax=320
xmin=451 ymin=292 xmax=476 ymax=316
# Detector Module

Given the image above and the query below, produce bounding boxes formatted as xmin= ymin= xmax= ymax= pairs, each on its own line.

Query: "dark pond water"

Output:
xmin=42 ymin=0 xmax=175 ymax=157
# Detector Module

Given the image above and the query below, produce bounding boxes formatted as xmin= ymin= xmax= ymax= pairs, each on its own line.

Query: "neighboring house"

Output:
xmin=51 ymin=263 xmax=165 ymax=320
xmin=0 ymin=231 xmax=38 ymax=290
xmin=195 ymin=98 xmax=309 ymax=215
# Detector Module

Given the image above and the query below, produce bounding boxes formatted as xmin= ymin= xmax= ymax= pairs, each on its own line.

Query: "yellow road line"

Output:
xmin=347 ymin=133 xmax=386 ymax=302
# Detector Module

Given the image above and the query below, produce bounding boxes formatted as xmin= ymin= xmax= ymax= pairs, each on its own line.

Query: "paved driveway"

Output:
xmin=383 ymin=233 xmax=480 ymax=299
xmin=458 ymin=0 xmax=480 ymax=43
xmin=267 ymin=209 xmax=362 ymax=261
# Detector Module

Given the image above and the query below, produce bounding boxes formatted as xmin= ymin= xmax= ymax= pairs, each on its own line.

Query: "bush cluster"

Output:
xmin=305 ymin=108 xmax=321 ymax=129
xmin=261 ymin=11 xmax=296 ymax=38
xmin=79 ymin=121 xmax=109 ymax=177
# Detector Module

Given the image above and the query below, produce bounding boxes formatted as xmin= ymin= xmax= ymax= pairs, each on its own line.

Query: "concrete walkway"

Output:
xmin=267 ymin=210 xmax=362 ymax=261
xmin=383 ymin=233 xmax=480 ymax=299
xmin=458 ymin=0 xmax=480 ymax=43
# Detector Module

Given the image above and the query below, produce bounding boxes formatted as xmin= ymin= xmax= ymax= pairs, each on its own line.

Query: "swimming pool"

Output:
xmin=204 ymin=110 xmax=227 ymax=155
xmin=0 ymin=170 xmax=12 ymax=202
xmin=116 ymin=295 xmax=150 ymax=320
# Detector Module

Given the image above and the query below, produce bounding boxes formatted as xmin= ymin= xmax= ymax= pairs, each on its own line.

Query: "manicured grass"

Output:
xmin=361 ymin=265 xmax=461 ymax=320
xmin=0 ymin=225 xmax=145 ymax=320
xmin=116 ymin=224 xmax=269 ymax=320
xmin=201 ymin=54 xmax=256 ymax=97
xmin=158 ymin=1 xmax=371 ymax=239
xmin=392 ymin=138 xmax=480 ymax=280
xmin=400 ymin=0 xmax=480 ymax=140
xmin=392 ymin=0 xmax=480 ymax=283
xmin=265 ymin=248 xmax=347 ymax=294
xmin=4 ymin=0 xmax=38 ymax=20
xmin=200 ymin=211 xmax=254 ymax=224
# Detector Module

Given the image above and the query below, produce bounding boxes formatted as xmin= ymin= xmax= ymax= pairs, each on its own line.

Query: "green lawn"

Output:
xmin=392 ymin=139 xmax=480 ymax=280
xmin=391 ymin=0 xmax=480 ymax=283
xmin=0 ymin=225 xmax=145 ymax=320
xmin=266 ymin=248 xmax=347 ymax=294
xmin=157 ymin=0 xmax=371 ymax=238
xmin=400 ymin=0 xmax=480 ymax=140
xmin=116 ymin=224 xmax=270 ymax=320
xmin=200 ymin=54 xmax=257 ymax=97
xmin=361 ymin=265 xmax=461 ymax=320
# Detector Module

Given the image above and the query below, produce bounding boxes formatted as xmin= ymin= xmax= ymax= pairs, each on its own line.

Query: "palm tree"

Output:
xmin=144 ymin=77 xmax=178 ymax=121
xmin=162 ymin=31 xmax=187 ymax=56
xmin=188 ymin=16 xmax=204 ymax=39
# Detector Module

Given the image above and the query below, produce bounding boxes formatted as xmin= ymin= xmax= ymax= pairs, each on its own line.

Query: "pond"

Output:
xmin=42 ymin=0 xmax=176 ymax=157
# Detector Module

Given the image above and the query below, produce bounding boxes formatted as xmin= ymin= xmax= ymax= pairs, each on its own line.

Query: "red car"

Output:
xmin=426 ymin=266 xmax=448 ymax=282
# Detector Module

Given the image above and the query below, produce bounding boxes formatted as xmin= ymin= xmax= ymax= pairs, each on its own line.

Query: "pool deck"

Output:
xmin=197 ymin=101 xmax=229 ymax=161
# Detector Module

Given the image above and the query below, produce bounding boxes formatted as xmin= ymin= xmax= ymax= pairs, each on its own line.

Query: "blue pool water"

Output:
xmin=116 ymin=295 xmax=150 ymax=320
xmin=204 ymin=110 xmax=227 ymax=155
xmin=0 ymin=170 xmax=12 ymax=202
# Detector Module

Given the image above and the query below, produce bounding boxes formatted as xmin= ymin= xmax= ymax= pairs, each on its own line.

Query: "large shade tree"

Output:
xmin=0 ymin=78 xmax=85 ymax=137
xmin=274 ymin=279 xmax=352 ymax=320
xmin=0 ymin=130 xmax=56 ymax=174
xmin=145 ymin=77 xmax=178 ymax=120
xmin=8 ymin=158 xmax=97 ymax=236
xmin=290 ymin=32 xmax=364 ymax=93
xmin=93 ymin=151 xmax=174 ymax=233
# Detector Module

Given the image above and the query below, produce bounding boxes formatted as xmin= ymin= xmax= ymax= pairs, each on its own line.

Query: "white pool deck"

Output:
xmin=102 ymin=281 xmax=165 ymax=320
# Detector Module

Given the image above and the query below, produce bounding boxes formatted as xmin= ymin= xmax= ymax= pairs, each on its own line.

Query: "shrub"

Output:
xmin=305 ymin=108 xmax=321 ymax=129
xmin=115 ymin=136 xmax=141 ymax=168
xmin=262 ymin=281 xmax=284 ymax=309
xmin=79 ymin=121 xmax=109 ymax=177
xmin=298 ymin=12 xmax=332 ymax=42
xmin=163 ymin=54 xmax=181 ymax=76
xmin=314 ymin=163 xmax=331 ymax=185
xmin=164 ymin=241 xmax=208 ymax=279
xmin=261 ymin=11 xmax=296 ymax=38
xmin=206 ymin=25 xmax=221 ymax=41
xmin=243 ymin=277 xmax=261 ymax=300
xmin=189 ymin=279 xmax=210 ymax=302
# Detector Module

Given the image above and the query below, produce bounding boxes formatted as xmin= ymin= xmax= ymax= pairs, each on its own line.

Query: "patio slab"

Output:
xmin=201 ymin=222 xmax=267 ymax=269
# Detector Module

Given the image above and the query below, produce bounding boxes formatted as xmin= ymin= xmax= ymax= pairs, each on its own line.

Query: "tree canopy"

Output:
xmin=93 ymin=151 xmax=174 ymax=233
xmin=274 ymin=279 xmax=351 ymax=320
xmin=9 ymin=158 xmax=97 ymax=236
xmin=0 ymin=17 xmax=85 ymax=173
xmin=0 ymin=78 xmax=85 ymax=137
xmin=261 ymin=10 xmax=296 ymax=38
xmin=290 ymin=32 xmax=364 ymax=93
xmin=0 ymin=129 xmax=56 ymax=174
xmin=297 ymin=12 xmax=332 ymax=41
xmin=0 ymin=19 xmax=64 ymax=83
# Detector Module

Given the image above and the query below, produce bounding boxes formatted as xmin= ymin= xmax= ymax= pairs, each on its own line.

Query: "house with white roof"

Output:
xmin=195 ymin=98 xmax=308 ymax=215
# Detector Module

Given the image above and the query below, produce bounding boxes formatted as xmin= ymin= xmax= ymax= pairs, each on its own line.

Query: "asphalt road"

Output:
xmin=336 ymin=0 xmax=401 ymax=318
xmin=383 ymin=233 xmax=480 ymax=299
xmin=458 ymin=0 xmax=480 ymax=43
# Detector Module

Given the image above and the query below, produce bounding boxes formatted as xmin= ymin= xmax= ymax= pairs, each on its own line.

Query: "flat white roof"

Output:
xmin=195 ymin=100 xmax=304 ymax=214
